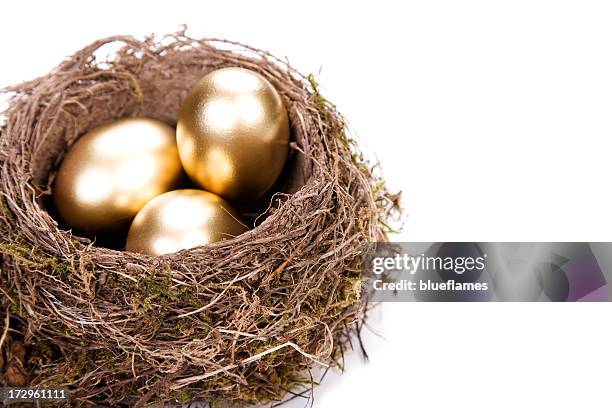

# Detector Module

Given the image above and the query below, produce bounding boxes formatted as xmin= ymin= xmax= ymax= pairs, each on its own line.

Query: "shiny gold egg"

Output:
xmin=125 ymin=189 xmax=247 ymax=256
xmin=53 ymin=117 xmax=184 ymax=234
xmin=176 ymin=67 xmax=290 ymax=202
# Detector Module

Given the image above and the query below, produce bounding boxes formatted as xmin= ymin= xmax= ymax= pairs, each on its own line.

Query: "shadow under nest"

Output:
xmin=0 ymin=31 xmax=398 ymax=407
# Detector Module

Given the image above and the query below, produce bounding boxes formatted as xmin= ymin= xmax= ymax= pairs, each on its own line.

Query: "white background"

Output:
xmin=2 ymin=1 xmax=612 ymax=407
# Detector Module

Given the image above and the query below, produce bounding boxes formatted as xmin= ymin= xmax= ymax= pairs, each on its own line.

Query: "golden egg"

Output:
xmin=125 ymin=189 xmax=247 ymax=256
xmin=53 ymin=117 xmax=184 ymax=234
xmin=176 ymin=67 xmax=290 ymax=202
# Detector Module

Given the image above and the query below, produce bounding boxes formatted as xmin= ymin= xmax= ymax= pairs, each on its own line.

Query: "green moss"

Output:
xmin=130 ymin=267 xmax=195 ymax=316
xmin=0 ymin=195 xmax=14 ymax=222
xmin=169 ymin=389 xmax=192 ymax=404
xmin=139 ymin=269 xmax=192 ymax=304
xmin=0 ymin=241 xmax=71 ymax=274
xmin=9 ymin=301 xmax=20 ymax=314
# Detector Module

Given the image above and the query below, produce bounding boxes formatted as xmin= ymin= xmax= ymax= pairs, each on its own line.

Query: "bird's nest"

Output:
xmin=0 ymin=30 xmax=398 ymax=406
